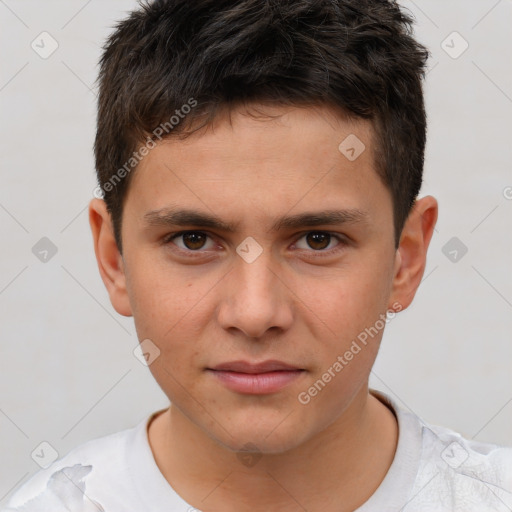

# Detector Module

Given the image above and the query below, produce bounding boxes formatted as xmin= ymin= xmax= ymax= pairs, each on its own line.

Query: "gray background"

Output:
xmin=1 ymin=0 xmax=511 ymax=503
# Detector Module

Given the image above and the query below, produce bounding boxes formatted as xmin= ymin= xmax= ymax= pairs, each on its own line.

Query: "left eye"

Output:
xmin=294 ymin=232 xmax=342 ymax=252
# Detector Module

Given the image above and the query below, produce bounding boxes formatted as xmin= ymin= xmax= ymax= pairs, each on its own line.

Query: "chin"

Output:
xmin=212 ymin=419 xmax=310 ymax=456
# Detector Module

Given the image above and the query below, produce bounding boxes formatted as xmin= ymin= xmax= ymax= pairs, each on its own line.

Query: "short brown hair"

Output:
xmin=94 ymin=0 xmax=429 ymax=253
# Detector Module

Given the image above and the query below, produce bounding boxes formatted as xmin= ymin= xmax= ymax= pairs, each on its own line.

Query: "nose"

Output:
xmin=216 ymin=249 xmax=294 ymax=340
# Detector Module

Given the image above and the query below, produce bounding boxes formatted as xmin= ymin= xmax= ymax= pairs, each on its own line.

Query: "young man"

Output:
xmin=4 ymin=0 xmax=512 ymax=511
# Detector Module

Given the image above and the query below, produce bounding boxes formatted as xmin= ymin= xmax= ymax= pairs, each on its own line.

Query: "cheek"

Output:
xmin=126 ymin=263 xmax=217 ymax=370
xmin=126 ymin=254 xmax=204 ymax=330
xmin=305 ymin=269 xmax=390 ymax=335
xmin=296 ymin=283 xmax=386 ymax=414
xmin=297 ymin=266 xmax=393 ymax=386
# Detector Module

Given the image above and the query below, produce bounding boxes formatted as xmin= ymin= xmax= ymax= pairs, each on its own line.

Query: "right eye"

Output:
xmin=163 ymin=231 xmax=217 ymax=253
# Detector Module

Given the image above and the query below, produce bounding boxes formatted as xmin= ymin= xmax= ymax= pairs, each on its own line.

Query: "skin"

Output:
xmin=89 ymin=103 xmax=438 ymax=512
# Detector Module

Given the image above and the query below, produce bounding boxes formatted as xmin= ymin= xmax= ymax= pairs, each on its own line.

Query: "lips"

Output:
xmin=206 ymin=360 xmax=305 ymax=394
xmin=209 ymin=360 xmax=303 ymax=373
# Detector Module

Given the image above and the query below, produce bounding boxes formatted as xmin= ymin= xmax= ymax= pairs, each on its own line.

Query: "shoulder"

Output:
xmin=372 ymin=389 xmax=512 ymax=511
xmin=411 ymin=414 xmax=512 ymax=510
xmin=422 ymin=420 xmax=512 ymax=483
xmin=2 ymin=422 xmax=140 ymax=512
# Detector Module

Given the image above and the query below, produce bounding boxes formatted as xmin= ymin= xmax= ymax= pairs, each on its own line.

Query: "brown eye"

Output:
xmin=293 ymin=231 xmax=346 ymax=255
xmin=181 ymin=232 xmax=207 ymax=250
xmin=166 ymin=231 xmax=215 ymax=252
xmin=305 ymin=232 xmax=331 ymax=250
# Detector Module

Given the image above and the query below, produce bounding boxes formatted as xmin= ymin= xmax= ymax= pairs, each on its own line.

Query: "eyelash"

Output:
xmin=162 ymin=230 xmax=348 ymax=258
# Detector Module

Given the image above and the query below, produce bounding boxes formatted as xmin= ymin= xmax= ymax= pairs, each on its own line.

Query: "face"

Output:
xmin=94 ymin=104 xmax=409 ymax=454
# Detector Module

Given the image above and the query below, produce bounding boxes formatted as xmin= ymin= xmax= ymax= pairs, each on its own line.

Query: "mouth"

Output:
xmin=206 ymin=360 xmax=306 ymax=394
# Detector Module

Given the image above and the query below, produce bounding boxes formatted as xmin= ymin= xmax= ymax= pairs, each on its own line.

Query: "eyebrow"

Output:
xmin=143 ymin=207 xmax=368 ymax=233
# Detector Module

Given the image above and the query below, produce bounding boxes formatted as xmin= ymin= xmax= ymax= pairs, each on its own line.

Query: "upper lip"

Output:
xmin=209 ymin=360 xmax=303 ymax=373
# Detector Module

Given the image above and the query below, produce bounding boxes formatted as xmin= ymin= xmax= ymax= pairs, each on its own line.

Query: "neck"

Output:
xmin=148 ymin=386 xmax=398 ymax=512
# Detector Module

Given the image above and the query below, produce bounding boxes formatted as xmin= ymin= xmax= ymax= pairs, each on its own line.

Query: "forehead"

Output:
xmin=167 ymin=103 xmax=376 ymax=168
xmin=124 ymin=103 xmax=391 ymax=231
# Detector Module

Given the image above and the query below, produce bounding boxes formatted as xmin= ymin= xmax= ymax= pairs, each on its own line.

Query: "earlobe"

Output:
xmin=88 ymin=198 xmax=133 ymax=317
xmin=388 ymin=195 xmax=438 ymax=311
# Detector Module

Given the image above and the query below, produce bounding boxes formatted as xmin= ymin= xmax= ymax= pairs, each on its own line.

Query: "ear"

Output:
xmin=88 ymin=198 xmax=132 ymax=317
xmin=388 ymin=195 xmax=438 ymax=311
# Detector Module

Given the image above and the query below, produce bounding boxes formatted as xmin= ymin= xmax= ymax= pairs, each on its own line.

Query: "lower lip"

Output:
xmin=207 ymin=369 xmax=305 ymax=394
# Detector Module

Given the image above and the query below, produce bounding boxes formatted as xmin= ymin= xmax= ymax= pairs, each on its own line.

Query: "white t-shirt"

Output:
xmin=3 ymin=389 xmax=512 ymax=512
